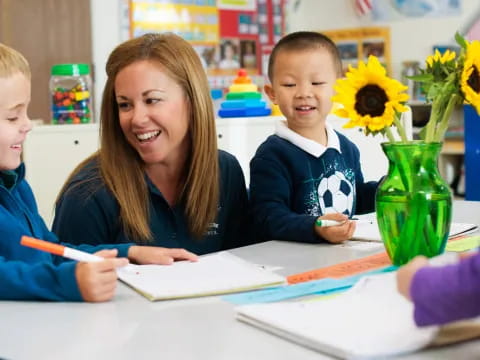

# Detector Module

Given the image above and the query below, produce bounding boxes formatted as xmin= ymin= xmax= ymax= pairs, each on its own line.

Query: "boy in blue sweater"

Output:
xmin=250 ymin=31 xmax=378 ymax=244
xmin=0 ymin=43 xmax=196 ymax=302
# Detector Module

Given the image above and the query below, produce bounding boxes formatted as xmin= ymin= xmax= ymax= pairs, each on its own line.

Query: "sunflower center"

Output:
xmin=467 ymin=65 xmax=480 ymax=93
xmin=355 ymin=85 xmax=388 ymax=117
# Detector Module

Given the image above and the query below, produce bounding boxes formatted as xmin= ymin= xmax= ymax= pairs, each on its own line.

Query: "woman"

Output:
xmin=53 ymin=33 xmax=251 ymax=255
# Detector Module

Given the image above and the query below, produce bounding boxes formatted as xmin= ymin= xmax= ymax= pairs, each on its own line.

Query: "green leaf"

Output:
xmin=427 ymin=84 xmax=441 ymax=99
xmin=418 ymin=126 xmax=427 ymax=140
xmin=407 ymin=74 xmax=433 ymax=82
xmin=365 ymin=127 xmax=386 ymax=138
xmin=455 ymin=32 xmax=467 ymax=50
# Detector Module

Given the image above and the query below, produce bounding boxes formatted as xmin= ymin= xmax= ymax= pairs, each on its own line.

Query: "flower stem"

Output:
xmin=434 ymin=94 xmax=461 ymax=142
xmin=425 ymin=99 xmax=441 ymax=142
xmin=393 ymin=113 xmax=409 ymax=143
xmin=385 ymin=126 xmax=396 ymax=143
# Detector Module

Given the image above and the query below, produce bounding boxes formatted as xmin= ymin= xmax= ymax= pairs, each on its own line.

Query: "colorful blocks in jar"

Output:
xmin=50 ymin=63 xmax=93 ymax=124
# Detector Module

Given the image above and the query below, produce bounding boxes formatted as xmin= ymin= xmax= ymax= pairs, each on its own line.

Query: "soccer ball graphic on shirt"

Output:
xmin=317 ymin=171 xmax=354 ymax=216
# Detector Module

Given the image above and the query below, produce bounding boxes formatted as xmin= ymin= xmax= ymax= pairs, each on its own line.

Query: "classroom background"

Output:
xmin=2 ymin=1 xmax=480 ymax=359
xmin=2 ymin=0 xmax=480 ymax=224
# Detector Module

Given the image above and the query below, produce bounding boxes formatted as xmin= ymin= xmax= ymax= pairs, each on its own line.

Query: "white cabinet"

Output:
xmin=216 ymin=116 xmax=277 ymax=183
xmin=23 ymin=124 xmax=100 ymax=226
xmin=327 ymin=115 xmax=389 ymax=182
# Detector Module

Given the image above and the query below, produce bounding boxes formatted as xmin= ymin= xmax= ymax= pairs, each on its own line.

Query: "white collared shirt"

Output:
xmin=274 ymin=120 xmax=342 ymax=158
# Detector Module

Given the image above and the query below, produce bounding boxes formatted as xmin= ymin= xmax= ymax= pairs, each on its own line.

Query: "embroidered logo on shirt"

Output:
xmin=206 ymin=222 xmax=219 ymax=236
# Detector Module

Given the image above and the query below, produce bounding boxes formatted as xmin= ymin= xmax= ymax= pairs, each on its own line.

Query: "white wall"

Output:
xmin=90 ymin=0 xmax=480 ymax=99
xmin=90 ymin=0 xmax=123 ymax=122
xmin=285 ymin=0 xmax=480 ymax=80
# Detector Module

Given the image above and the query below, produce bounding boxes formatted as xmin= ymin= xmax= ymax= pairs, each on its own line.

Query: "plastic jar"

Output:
xmin=50 ymin=63 xmax=92 ymax=124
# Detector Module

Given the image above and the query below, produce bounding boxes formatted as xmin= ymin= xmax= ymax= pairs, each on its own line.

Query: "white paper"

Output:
xmin=352 ymin=213 xmax=478 ymax=242
xmin=236 ymin=272 xmax=439 ymax=359
xmin=118 ymin=252 xmax=285 ymax=300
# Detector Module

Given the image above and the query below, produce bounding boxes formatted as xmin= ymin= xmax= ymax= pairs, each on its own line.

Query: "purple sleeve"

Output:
xmin=410 ymin=251 xmax=480 ymax=326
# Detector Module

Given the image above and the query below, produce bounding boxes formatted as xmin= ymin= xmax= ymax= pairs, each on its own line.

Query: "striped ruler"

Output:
xmin=287 ymin=252 xmax=392 ymax=284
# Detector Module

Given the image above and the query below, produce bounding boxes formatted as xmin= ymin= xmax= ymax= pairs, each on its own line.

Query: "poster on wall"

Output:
xmin=127 ymin=0 xmax=285 ymax=84
xmin=323 ymin=27 xmax=391 ymax=75
xmin=240 ymin=39 xmax=257 ymax=69
xmin=218 ymin=0 xmax=256 ymax=11
xmin=218 ymin=38 xmax=241 ymax=69
xmin=130 ymin=1 xmax=219 ymax=43
xmin=371 ymin=0 xmax=461 ymax=21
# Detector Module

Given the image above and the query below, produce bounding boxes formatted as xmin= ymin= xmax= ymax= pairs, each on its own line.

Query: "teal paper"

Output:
xmin=223 ymin=265 xmax=397 ymax=305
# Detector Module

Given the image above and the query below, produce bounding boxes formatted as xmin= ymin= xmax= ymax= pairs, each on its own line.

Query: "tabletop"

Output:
xmin=1 ymin=201 xmax=479 ymax=360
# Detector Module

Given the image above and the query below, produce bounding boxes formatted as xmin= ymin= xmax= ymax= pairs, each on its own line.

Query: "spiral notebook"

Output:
xmin=117 ymin=252 xmax=285 ymax=301
xmin=352 ymin=214 xmax=478 ymax=242
xmin=236 ymin=272 xmax=480 ymax=359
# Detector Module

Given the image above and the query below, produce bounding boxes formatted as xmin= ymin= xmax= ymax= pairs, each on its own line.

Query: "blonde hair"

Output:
xmin=0 ymin=43 xmax=31 ymax=79
xmin=58 ymin=33 xmax=219 ymax=242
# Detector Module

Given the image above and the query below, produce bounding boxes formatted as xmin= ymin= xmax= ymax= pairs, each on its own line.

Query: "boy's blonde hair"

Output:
xmin=268 ymin=31 xmax=342 ymax=82
xmin=0 ymin=43 xmax=31 ymax=79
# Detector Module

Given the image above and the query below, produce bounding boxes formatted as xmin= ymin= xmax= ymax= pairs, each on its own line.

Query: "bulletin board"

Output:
xmin=323 ymin=27 xmax=392 ymax=76
xmin=127 ymin=0 xmax=286 ymax=79
xmin=129 ymin=1 xmax=219 ymax=43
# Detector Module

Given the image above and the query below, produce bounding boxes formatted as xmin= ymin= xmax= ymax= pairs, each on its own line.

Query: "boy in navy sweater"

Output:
xmin=250 ymin=31 xmax=378 ymax=244
xmin=0 ymin=43 xmax=196 ymax=302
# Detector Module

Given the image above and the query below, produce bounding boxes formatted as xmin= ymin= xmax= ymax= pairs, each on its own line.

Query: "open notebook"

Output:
xmin=236 ymin=272 xmax=480 ymax=359
xmin=353 ymin=213 xmax=478 ymax=242
xmin=117 ymin=252 xmax=285 ymax=301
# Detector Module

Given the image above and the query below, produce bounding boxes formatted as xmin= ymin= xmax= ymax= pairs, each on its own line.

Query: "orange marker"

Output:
xmin=21 ymin=236 xmax=103 ymax=262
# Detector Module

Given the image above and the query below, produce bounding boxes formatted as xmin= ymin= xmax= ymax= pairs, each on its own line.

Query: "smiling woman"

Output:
xmin=52 ymin=33 xmax=252 ymax=255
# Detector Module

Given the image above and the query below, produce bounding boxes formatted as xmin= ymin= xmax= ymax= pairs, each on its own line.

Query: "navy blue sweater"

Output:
xmin=53 ymin=150 xmax=251 ymax=255
xmin=0 ymin=165 xmax=131 ymax=301
xmin=250 ymin=131 xmax=378 ymax=243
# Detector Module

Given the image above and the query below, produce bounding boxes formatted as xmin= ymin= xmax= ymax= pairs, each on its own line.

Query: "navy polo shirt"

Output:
xmin=249 ymin=121 xmax=378 ymax=243
xmin=52 ymin=150 xmax=252 ymax=255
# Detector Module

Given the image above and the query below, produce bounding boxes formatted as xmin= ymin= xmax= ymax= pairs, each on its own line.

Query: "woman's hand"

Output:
xmin=128 ymin=246 xmax=198 ymax=265
xmin=396 ymin=255 xmax=429 ymax=300
xmin=315 ymin=213 xmax=355 ymax=244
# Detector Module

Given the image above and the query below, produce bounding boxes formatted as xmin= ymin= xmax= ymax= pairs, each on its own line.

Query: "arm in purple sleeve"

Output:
xmin=410 ymin=251 xmax=480 ymax=326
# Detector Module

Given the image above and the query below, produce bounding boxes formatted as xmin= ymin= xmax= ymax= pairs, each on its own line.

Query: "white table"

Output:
xmin=1 ymin=201 xmax=479 ymax=360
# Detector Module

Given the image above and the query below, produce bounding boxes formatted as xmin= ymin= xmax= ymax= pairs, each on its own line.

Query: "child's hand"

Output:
xmin=459 ymin=251 xmax=478 ymax=260
xmin=127 ymin=246 xmax=198 ymax=265
xmin=315 ymin=213 xmax=355 ymax=244
xmin=396 ymin=255 xmax=429 ymax=300
xmin=75 ymin=249 xmax=129 ymax=302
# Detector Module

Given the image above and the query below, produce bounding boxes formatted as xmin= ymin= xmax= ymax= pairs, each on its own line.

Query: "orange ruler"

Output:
xmin=287 ymin=252 xmax=392 ymax=284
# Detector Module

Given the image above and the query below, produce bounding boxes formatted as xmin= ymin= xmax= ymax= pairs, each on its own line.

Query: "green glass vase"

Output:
xmin=376 ymin=141 xmax=452 ymax=265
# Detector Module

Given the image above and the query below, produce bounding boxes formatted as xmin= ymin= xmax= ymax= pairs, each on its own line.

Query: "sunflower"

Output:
xmin=333 ymin=56 xmax=409 ymax=133
xmin=426 ymin=49 xmax=456 ymax=68
xmin=460 ymin=40 xmax=480 ymax=114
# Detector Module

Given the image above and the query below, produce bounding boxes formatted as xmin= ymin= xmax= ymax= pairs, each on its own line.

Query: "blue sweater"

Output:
xmin=250 ymin=126 xmax=378 ymax=243
xmin=0 ymin=165 xmax=131 ymax=301
xmin=53 ymin=150 xmax=251 ymax=255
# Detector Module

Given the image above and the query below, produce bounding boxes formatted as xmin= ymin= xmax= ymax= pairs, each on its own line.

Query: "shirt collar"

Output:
xmin=0 ymin=169 xmax=20 ymax=190
xmin=275 ymin=120 xmax=341 ymax=157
